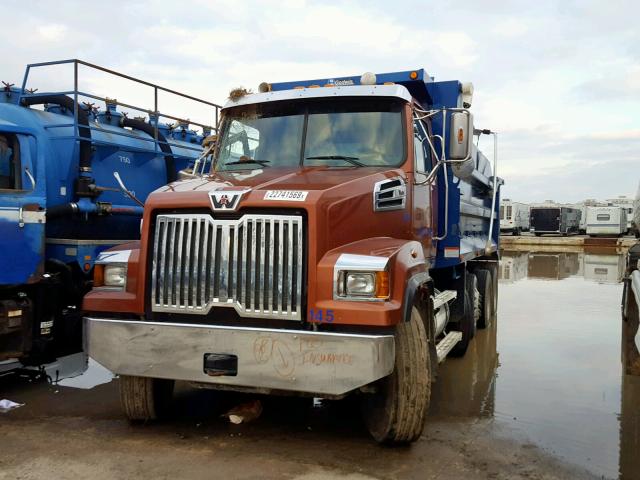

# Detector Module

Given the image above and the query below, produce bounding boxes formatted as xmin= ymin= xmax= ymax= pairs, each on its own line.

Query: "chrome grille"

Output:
xmin=151 ymin=213 xmax=304 ymax=320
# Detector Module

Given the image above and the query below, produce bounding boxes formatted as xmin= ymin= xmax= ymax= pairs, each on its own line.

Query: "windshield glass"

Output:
xmin=213 ymin=97 xmax=405 ymax=171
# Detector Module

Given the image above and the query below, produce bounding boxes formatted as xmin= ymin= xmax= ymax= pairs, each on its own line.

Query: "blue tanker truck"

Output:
xmin=0 ymin=59 xmax=220 ymax=370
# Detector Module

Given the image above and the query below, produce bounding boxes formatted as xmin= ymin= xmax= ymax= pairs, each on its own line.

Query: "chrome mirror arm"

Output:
xmin=24 ymin=167 xmax=36 ymax=191
xmin=113 ymin=171 xmax=144 ymax=207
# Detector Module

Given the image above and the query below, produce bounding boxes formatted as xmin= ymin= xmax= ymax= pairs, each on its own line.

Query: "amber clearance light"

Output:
xmin=375 ymin=271 xmax=390 ymax=299
xmin=93 ymin=264 xmax=105 ymax=287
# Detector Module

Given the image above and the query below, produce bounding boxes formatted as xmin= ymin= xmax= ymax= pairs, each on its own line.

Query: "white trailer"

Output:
xmin=586 ymin=206 xmax=627 ymax=236
xmin=500 ymin=199 xmax=530 ymax=235
xmin=606 ymin=196 xmax=634 ymax=232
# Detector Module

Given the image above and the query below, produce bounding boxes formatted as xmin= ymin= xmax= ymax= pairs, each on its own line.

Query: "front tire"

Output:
xmin=120 ymin=375 xmax=174 ymax=421
xmin=362 ymin=303 xmax=431 ymax=444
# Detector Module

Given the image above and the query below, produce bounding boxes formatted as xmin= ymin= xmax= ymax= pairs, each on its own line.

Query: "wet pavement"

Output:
xmin=0 ymin=246 xmax=637 ymax=479
xmin=492 ymin=247 xmax=637 ymax=479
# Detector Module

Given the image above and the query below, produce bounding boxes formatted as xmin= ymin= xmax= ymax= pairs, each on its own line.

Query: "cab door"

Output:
xmin=411 ymin=116 xmax=437 ymax=260
xmin=0 ymin=130 xmax=46 ymax=286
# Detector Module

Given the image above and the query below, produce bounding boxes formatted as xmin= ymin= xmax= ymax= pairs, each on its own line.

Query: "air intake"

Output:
xmin=373 ymin=177 xmax=406 ymax=212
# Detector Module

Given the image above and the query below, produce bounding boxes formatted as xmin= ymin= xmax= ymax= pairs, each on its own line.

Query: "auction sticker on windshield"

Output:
xmin=264 ymin=190 xmax=308 ymax=201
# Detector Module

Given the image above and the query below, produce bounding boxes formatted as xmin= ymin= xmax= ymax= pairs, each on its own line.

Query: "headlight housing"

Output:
xmin=336 ymin=271 xmax=389 ymax=299
xmin=334 ymin=254 xmax=390 ymax=301
xmin=93 ymin=250 xmax=131 ymax=291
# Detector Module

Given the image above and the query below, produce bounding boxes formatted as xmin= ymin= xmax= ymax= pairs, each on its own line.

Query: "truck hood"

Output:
xmin=158 ymin=166 xmax=401 ymax=194
xmin=146 ymin=165 xmax=410 ymax=261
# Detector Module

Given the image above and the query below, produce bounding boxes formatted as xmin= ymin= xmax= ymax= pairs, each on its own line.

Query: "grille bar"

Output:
xmin=151 ymin=214 xmax=304 ymax=320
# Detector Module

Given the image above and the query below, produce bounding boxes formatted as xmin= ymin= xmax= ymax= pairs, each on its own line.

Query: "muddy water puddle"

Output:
xmin=431 ymin=247 xmax=637 ymax=479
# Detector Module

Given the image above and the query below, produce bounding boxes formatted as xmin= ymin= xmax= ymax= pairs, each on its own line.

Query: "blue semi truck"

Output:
xmin=84 ymin=68 xmax=502 ymax=443
xmin=0 ymin=60 xmax=220 ymax=370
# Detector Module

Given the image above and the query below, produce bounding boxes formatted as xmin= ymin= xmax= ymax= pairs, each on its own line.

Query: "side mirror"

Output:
xmin=448 ymin=111 xmax=474 ymax=160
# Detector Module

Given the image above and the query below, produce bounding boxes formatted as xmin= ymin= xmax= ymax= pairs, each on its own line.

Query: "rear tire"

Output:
xmin=450 ymin=272 xmax=477 ymax=357
xmin=362 ymin=303 xmax=431 ymax=444
xmin=120 ymin=375 xmax=174 ymax=421
xmin=475 ymin=269 xmax=494 ymax=329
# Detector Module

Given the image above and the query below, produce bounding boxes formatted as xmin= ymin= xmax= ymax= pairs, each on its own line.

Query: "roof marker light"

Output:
xmin=308 ymin=84 xmax=320 ymax=88
xmin=258 ymin=82 xmax=271 ymax=93
xmin=409 ymin=71 xmax=418 ymax=80
xmin=461 ymin=82 xmax=474 ymax=108
xmin=360 ymin=72 xmax=377 ymax=85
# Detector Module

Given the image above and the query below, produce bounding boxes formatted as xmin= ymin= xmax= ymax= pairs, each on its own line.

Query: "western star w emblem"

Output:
xmin=209 ymin=189 xmax=250 ymax=211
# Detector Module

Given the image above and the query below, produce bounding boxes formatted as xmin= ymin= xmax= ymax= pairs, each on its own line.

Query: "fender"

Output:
xmin=82 ymin=241 xmax=141 ymax=314
xmin=403 ymin=271 xmax=439 ymax=376
xmin=314 ymin=237 xmax=429 ymax=327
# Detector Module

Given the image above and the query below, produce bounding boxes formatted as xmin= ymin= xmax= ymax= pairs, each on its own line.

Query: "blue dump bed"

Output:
xmin=271 ymin=69 xmax=502 ymax=269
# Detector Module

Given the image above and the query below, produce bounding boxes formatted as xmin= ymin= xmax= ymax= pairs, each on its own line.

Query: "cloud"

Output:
xmin=0 ymin=0 xmax=638 ymax=204
xmin=575 ymin=65 xmax=640 ymax=102
xmin=37 ymin=24 xmax=68 ymax=42
xmin=491 ymin=17 xmax=528 ymax=37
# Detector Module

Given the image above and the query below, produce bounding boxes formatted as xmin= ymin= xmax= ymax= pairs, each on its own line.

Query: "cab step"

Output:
xmin=436 ymin=331 xmax=463 ymax=363
xmin=433 ymin=290 xmax=457 ymax=310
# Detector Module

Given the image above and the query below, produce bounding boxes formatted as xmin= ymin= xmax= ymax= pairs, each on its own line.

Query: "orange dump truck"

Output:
xmin=83 ymin=69 xmax=502 ymax=443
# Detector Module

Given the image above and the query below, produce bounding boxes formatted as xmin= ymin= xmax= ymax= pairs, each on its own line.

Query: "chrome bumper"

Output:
xmin=84 ymin=317 xmax=395 ymax=396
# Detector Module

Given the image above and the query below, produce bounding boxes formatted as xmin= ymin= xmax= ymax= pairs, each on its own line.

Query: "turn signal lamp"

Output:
xmin=93 ymin=264 xmax=105 ymax=287
xmin=375 ymin=271 xmax=390 ymax=299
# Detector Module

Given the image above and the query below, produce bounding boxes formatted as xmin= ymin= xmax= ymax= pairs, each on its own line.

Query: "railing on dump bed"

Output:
xmin=17 ymin=59 xmax=221 ymax=160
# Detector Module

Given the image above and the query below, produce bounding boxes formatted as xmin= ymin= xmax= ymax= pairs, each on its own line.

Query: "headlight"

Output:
xmin=345 ymin=272 xmax=375 ymax=295
xmin=104 ymin=264 xmax=127 ymax=287
xmin=333 ymin=254 xmax=391 ymax=301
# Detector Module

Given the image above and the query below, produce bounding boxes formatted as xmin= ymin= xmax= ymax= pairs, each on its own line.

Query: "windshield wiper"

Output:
xmin=305 ymin=155 xmax=365 ymax=167
xmin=224 ymin=159 xmax=270 ymax=167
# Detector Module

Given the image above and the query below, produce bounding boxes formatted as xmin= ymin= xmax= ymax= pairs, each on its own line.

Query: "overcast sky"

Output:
xmin=2 ymin=0 xmax=638 ymax=203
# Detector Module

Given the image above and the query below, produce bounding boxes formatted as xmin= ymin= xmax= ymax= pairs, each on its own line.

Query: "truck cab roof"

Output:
xmin=222 ymin=84 xmax=413 ymax=110
xmin=222 ymin=68 xmax=467 ymax=110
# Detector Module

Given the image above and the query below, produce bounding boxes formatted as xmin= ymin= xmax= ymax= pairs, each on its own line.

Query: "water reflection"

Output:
xmin=19 ymin=352 xmax=113 ymax=389
xmin=431 ymin=314 xmax=498 ymax=417
xmin=495 ymin=247 xmax=635 ymax=479
xmin=584 ymin=254 xmax=626 ymax=284
xmin=500 ymin=248 xmax=625 ymax=284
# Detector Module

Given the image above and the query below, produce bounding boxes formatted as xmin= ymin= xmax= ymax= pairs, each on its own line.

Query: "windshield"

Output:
xmin=213 ymin=97 xmax=406 ymax=171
